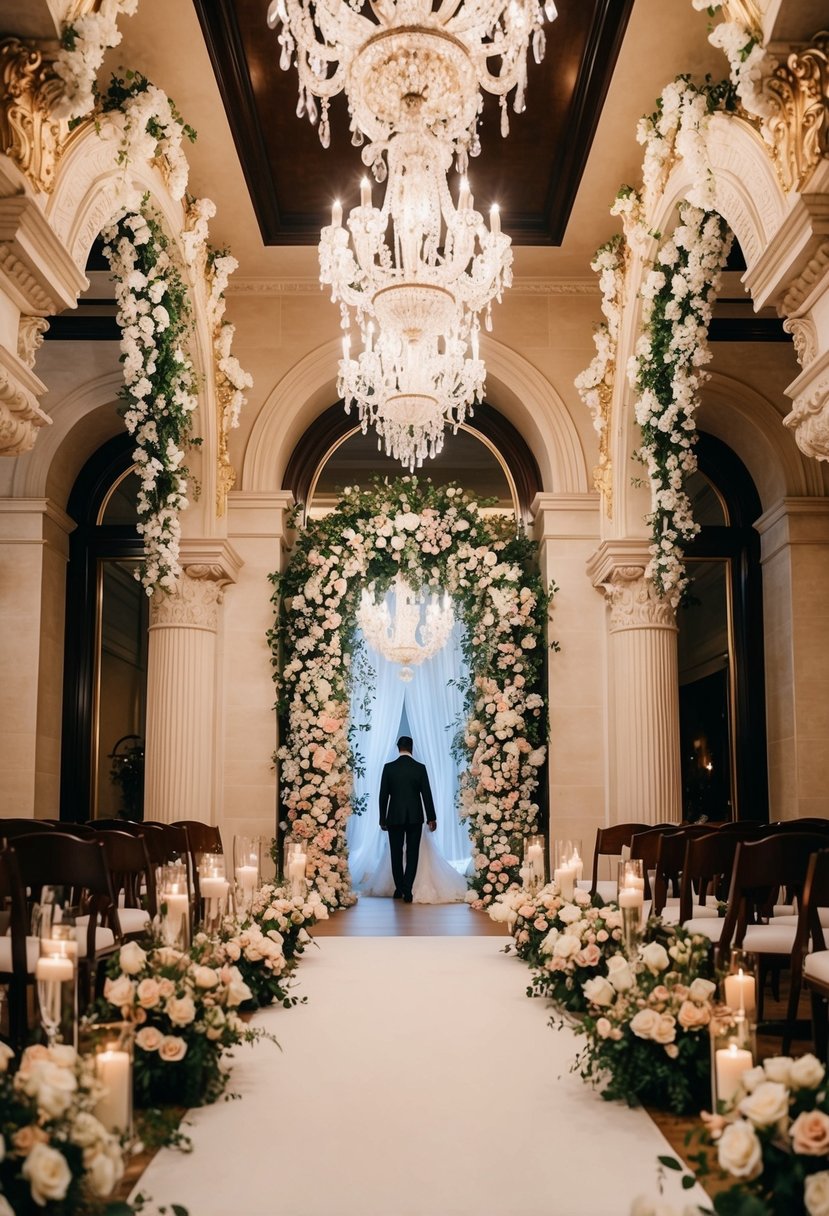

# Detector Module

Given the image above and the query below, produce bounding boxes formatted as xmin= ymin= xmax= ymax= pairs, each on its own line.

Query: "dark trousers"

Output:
xmin=387 ymin=824 xmax=422 ymax=896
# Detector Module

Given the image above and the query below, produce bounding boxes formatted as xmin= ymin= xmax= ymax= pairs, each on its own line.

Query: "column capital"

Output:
xmin=150 ymin=541 xmax=243 ymax=631
xmin=587 ymin=541 xmax=677 ymax=632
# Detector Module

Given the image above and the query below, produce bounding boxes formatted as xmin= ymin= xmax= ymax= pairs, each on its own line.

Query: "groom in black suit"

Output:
xmin=379 ymin=736 xmax=437 ymax=903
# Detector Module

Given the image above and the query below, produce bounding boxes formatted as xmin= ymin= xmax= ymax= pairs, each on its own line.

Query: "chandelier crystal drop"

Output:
xmin=321 ymin=131 xmax=510 ymax=470
xmin=357 ymin=573 xmax=455 ymax=682
xmin=266 ymin=0 xmax=558 ymax=172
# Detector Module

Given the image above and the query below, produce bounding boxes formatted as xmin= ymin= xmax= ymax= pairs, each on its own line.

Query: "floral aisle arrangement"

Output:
xmin=691 ymin=0 xmax=774 ymax=123
xmin=577 ymin=920 xmax=716 ymax=1114
xmin=0 ymin=1042 xmax=126 ymax=1215
xmin=101 ymin=940 xmax=275 ymax=1109
xmin=200 ymin=921 xmax=296 ymax=1012
xmin=644 ymin=1052 xmax=829 ymax=1216
xmin=250 ymin=884 xmax=329 ymax=962
xmin=102 ymin=204 xmax=198 ymax=594
xmin=269 ymin=477 xmax=551 ymax=910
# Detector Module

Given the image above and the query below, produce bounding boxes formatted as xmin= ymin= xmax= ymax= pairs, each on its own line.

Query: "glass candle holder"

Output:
xmin=283 ymin=838 xmax=303 ymax=881
xmin=286 ymin=844 xmax=308 ymax=899
xmin=36 ymin=922 xmax=78 ymax=1049
xmin=617 ymin=859 xmax=645 ymax=955
xmin=710 ymin=1004 xmax=756 ymax=1113
xmin=233 ymin=836 xmax=261 ymax=912
xmin=199 ymin=854 xmax=229 ymax=933
xmin=524 ymin=835 xmax=546 ymax=894
xmin=86 ymin=1021 xmax=134 ymax=1138
xmin=158 ymin=862 xmax=190 ymax=950
xmin=553 ymin=838 xmax=582 ymax=902
xmin=722 ymin=949 xmax=758 ymax=1021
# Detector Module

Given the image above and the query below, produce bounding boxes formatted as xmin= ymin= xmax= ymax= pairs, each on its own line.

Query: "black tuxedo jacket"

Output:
xmin=379 ymin=755 xmax=436 ymax=828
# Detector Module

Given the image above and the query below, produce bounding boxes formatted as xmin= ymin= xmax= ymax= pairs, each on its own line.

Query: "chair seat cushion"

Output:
xmin=118 ymin=908 xmax=151 ymax=935
xmin=72 ymin=918 xmax=116 ymax=957
xmin=0 ymin=934 xmax=40 ymax=973
xmin=742 ymin=923 xmax=798 ymax=954
xmin=580 ymin=880 xmax=617 ymax=903
xmin=805 ymin=951 xmax=829 ymax=985
xmin=683 ymin=918 xmax=724 ymax=943
xmin=776 ymin=908 xmax=829 ymax=929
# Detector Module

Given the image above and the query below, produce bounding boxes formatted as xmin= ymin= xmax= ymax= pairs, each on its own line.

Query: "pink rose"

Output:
xmin=790 ymin=1110 xmax=829 ymax=1155
xmin=575 ymin=943 xmax=602 ymax=968
xmin=677 ymin=1000 xmax=711 ymax=1030
xmin=158 ymin=1036 xmax=188 ymax=1063
xmin=533 ymin=918 xmax=548 ymax=932
xmin=319 ymin=715 xmax=342 ymax=734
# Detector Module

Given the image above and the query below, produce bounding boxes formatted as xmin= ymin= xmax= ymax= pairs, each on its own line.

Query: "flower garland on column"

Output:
xmin=53 ymin=0 xmax=139 ymax=122
xmin=102 ymin=204 xmax=198 ymax=593
xmin=691 ymin=0 xmax=775 ymax=122
xmin=269 ymin=478 xmax=552 ymax=910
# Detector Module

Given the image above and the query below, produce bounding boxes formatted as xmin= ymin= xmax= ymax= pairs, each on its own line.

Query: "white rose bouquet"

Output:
xmin=662 ymin=1053 xmax=829 ymax=1216
xmin=0 ymin=1043 xmax=126 ymax=1214
xmin=99 ymin=940 xmax=275 ymax=1108
xmin=250 ymin=882 xmax=329 ymax=962
xmin=576 ymin=919 xmax=715 ymax=1113
xmin=212 ymin=915 xmax=301 ymax=1011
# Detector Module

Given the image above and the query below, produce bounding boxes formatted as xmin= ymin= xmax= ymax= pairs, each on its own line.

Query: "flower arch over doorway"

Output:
xmin=269 ymin=477 xmax=552 ymax=910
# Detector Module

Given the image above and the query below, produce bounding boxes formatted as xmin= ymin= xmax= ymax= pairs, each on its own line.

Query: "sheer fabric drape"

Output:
xmin=346 ymin=623 xmax=472 ymax=897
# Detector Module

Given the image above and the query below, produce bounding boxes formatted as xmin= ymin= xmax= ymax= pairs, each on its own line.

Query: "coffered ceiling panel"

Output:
xmin=192 ymin=0 xmax=634 ymax=246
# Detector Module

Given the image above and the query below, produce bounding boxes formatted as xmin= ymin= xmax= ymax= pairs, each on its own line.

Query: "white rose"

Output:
xmin=104 ymin=975 xmax=135 ymax=1008
xmin=790 ymin=1054 xmax=825 ymax=1091
xmin=688 ymin=978 xmax=716 ymax=1003
xmin=805 ymin=1172 xmax=829 ymax=1216
xmin=0 ymin=1043 xmax=13 ymax=1073
xmin=135 ymin=1026 xmax=164 ymax=1052
xmin=224 ymin=966 xmax=253 ymax=1007
xmin=87 ymin=1150 xmax=119 ymax=1197
xmin=558 ymin=904 xmax=582 ymax=925
xmin=583 ymin=976 xmax=615 ymax=1007
xmin=739 ymin=1081 xmax=790 ymax=1128
xmin=652 ymin=1013 xmax=677 ymax=1045
xmin=606 ymin=954 xmax=634 ymax=991
xmin=28 ymin=1062 xmax=78 ymax=1119
xmin=165 ymin=995 xmax=196 ymax=1026
xmin=22 ymin=1143 xmax=72 ymax=1205
xmin=118 ymin=941 xmax=147 ymax=975
xmin=640 ymin=941 xmax=670 ymax=974
xmin=69 ymin=1112 xmax=107 ymax=1148
xmin=717 ymin=1119 xmax=762 ymax=1179
xmin=552 ymin=934 xmax=581 ymax=960
xmin=191 ymin=965 xmax=219 ymax=990
xmin=763 ymin=1056 xmax=793 ymax=1086
xmin=630 ymin=1008 xmax=661 ymax=1040
xmin=740 ymin=1066 xmax=766 ymax=1094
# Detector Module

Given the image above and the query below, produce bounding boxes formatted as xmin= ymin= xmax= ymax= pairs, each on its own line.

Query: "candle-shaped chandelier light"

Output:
xmin=357 ymin=573 xmax=455 ymax=681
xmin=319 ymin=130 xmax=511 ymax=470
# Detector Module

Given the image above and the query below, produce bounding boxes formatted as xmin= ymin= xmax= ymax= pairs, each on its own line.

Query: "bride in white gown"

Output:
xmin=361 ymin=826 xmax=469 ymax=903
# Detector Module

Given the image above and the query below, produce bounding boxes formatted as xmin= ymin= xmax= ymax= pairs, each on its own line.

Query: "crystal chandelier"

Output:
xmin=357 ymin=574 xmax=455 ymax=682
xmin=267 ymin=0 xmax=558 ymax=173
xmin=320 ymin=129 xmax=510 ymax=470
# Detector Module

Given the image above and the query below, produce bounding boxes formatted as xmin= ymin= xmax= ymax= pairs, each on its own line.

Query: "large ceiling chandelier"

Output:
xmin=320 ymin=129 xmax=511 ymax=470
xmin=357 ymin=574 xmax=455 ymax=682
xmin=266 ymin=0 xmax=558 ymax=172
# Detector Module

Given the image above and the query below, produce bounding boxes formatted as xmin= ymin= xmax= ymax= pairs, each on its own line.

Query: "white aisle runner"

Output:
xmin=135 ymin=937 xmax=708 ymax=1216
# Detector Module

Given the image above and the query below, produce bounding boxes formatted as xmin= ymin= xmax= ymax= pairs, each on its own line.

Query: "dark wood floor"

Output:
xmin=311 ymin=896 xmax=509 ymax=936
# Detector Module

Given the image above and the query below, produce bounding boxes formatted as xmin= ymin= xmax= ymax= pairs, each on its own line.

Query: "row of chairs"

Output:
xmin=588 ymin=818 xmax=829 ymax=1051
xmin=0 ymin=818 xmax=224 ymax=1051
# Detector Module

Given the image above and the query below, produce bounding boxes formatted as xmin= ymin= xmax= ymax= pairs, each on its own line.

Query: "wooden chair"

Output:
xmin=10 ymin=832 xmax=121 ymax=1002
xmin=0 ymin=846 xmax=37 ymax=1052
xmin=587 ymin=823 xmax=651 ymax=901
xmin=40 ymin=821 xmax=97 ymax=838
xmin=678 ymin=829 xmax=758 ymax=939
xmin=785 ymin=849 xmax=829 ymax=1053
xmin=652 ymin=824 xmax=718 ymax=918
xmin=630 ymin=825 xmax=677 ymax=901
xmin=99 ymin=830 xmax=156 ymax=938
xmin=717 ymin=832 xmax=829 ymax=1019
xmin=0 ymin=819 xmax=57 ymax=839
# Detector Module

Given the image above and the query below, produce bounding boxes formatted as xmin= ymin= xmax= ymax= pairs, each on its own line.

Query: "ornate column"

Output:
xmin=588 ymin=543 xmax=682 ymax=825
xmin=143 ymin=543 xmax=242 ymax=824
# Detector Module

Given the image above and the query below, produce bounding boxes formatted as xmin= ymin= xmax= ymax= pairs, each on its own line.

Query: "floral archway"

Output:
xmin=269 ymin=477 xmax=552 ymax=910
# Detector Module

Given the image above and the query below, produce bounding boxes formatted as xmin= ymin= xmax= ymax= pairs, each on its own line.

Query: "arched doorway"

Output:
xmin=678 ymin=432 xmax=767 ymax=823
xmin=60 ymin=434 xmax=147 ymax=821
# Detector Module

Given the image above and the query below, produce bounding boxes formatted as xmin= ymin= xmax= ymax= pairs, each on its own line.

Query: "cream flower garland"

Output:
xmin=691 ymin=1 xmax=775 ymax=122
xmin=574 ymin=232 xmax=626 ymax=447
xmin=52 ymin=0 xmax=139 ymax=122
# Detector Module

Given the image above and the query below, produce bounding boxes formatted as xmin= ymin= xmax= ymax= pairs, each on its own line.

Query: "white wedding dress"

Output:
xmin=361 ymin=827 xmax=469 ymax=903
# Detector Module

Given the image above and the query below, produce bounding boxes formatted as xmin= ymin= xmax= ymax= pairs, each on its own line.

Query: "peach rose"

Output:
xmin=717 ymin=1119 xmax=762 ymax=1179
xmin=790 ymin=1110 xmax=829 ymax=1156
xmin=135 ymin=1026 xmax=164 ymax=1053
xmin=677 ymin=1000 xmax=711 ymax=1030
xmin=158 ymin=1036 xmax=188 ymax=1063
xmin=137 ymin=978 xmax=161 ymax=1009
xmin=12 ymin=1124 xmax=49 ymax=1155
xmin=21 ymin=1143 xmax=72 ymax=1205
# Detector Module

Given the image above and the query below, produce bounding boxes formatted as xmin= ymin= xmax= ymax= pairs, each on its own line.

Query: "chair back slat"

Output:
xmin=0 ymin=819 xmax=57 ymax=839
xmin=589 ymin=823 xmax=651 ymax=895
xmin=630 ymin=825 xmax=676 ymax=899
xmin=652 ymin=824 xmax=716 ymax=916
xmin=100 ymin=830 xmax=157 ymax=920
xmin=678 ymin=829 xmax=756 ymax=924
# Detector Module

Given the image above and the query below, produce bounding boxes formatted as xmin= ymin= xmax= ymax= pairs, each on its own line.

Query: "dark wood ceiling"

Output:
xmin=192 ymin=0 xmax=635 ymax=246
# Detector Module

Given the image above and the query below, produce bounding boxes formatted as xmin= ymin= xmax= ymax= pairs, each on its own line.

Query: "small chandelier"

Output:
xmin=357 ymin=573 xmax=455 ymax=682
xmin=267 ymin=0 xmax=558 ymax=172
xmin=320 ymin=131 xmax=510 ymax=470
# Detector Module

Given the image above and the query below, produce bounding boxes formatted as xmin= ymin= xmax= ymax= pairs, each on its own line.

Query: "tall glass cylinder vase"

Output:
xmin=618 ymin=859 xmax=645 ymax=956
xmin=85 ymin=1021 xmax=134 ymax=1138
xmin=233 ymin=836 xmax=261 ymax=915
xmin=710 ymin=1004 xmax=756 ymax=1113
xmin=722 ymin=949 xmax=758 ymax=1020
xmin=523 ymin=835 xmax=546 ymax=895
xmin=553 ymin=839 xmax=582 ymax=901
xmin=284 ymin=840 xmax=308 ymax=899
xmin=36 ymin=922 xmax=78 ymax=1049
xmin=199 ymin=853 xmax=230 ymax=934
xmin=159 ymin=862 xmax=190 ymax=950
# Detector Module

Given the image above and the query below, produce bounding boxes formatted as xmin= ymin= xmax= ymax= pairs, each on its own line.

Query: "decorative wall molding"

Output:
xmin=763 ymin=34 xmax=828 ymax=194
xmin=783 ymin=366 xmax=829 ymax=461
xmin=0 ymin=38 xmax=69 ymax=196
xmin=17 ymin=314 xmax=49 ymax=367
xmin=0 ymin=357 xmax=51 ymax=456
xmin=0 ymin=193 xmax=87 ymax=314
xmin=780 ymin=237 xmax=829 ymax=316
xmin=783 ymin=314 xmax=818 ymax=366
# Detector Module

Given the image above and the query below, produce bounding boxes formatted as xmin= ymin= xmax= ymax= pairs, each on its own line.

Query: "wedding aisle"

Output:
xmin=134 ymin=936 xmax=708 ymax=1216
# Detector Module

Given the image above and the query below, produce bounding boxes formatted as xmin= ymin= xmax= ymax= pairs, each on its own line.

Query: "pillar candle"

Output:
xmin=94 ymin=1049 xmax=131 ymax=1133
xmin=235 ymin=865 xmax=258 ymax=892
xmin=200 ymin=877 xmax=230 ymax=900
xmin=724 ymin=970 xmax=757 ymax=1020
xmin=618 ymin=887 xmax=644 ymax=909
xmin=35 ymin=956 xmax=74 ymax=983
xmin=715 ymin=1042 xmax=753 ymax=1105
xmin=554 ymin=865 xmax=575 ymax=901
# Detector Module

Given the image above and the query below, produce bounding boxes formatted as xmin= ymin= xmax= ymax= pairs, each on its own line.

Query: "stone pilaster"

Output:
xmin=588 ymin=543 xmax=682 ymax=826
xmin=143 ymin=542 xmax=242 ymax=825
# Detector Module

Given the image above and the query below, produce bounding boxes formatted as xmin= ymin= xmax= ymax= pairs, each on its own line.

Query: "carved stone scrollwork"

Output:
xmin=0 ymin=360 xmax=50 ymax=455
xmin=783 ymin=374 xmax=829 ymax=460
xmin=591 ymin=381 xmax=613 ymax=519
xmin=601 ymin=565 xmax=677 ymax=632
xmin=763 ymin=33 xmax=829 ymax=194
xmin=0 ymin=39 xmax=69 ymax=195
xmin=216 ymin=382 xmax=236 ymax=518
xmin=17 ymin=315 xmax=49 ymax=368
xmin=150 ymin=565 xmax=231 ymax=632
